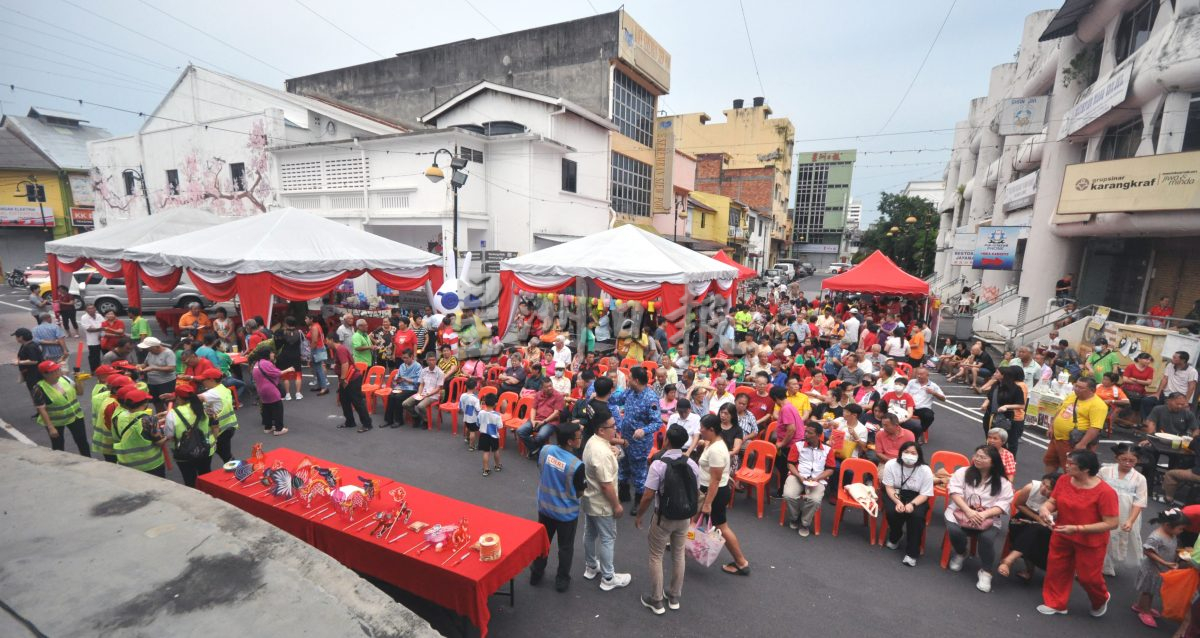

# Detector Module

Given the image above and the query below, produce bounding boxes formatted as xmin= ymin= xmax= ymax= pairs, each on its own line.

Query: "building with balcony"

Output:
xmin=791 ymin=149 xmax=856 ymax=268
xmin=285 ymin=10 xmax=670 ymax=230
xmin=659 ymin=98 xmax=795 ymax=264
xmin=934 ymin=0 xmax=1200 ymax=325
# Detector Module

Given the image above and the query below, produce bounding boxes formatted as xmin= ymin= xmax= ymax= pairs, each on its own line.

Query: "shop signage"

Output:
xmin=972 ymin=226 xmax=1020 ymax=270
xmin=0 ymin=204 xmax=54 ymax=227
xmin=1058 ymin=66 xmax=1132 ymax=139
xmin=999 ymin=96 xmax=1048 ymax=135
xmin=483 ymin=251 xmax=517 ymax=261
xmin=651 ymin=118 xmax=675 ymax=215
xmin=1002 ymin=170 xmax=1039 ymax=212
xmin=792 ymin=243 xmax=839 ymax=254
xmin=69 ymin=207 xmax=94 ymax=229
xmin=951 ymin=232 xmax=975 ymax=266
xmin=1057 ymin=150 xmax=1200 ymax=215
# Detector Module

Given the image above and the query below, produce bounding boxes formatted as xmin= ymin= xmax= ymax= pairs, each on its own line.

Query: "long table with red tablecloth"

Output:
xmin=197 ymin=448 xmax=548 ymax=636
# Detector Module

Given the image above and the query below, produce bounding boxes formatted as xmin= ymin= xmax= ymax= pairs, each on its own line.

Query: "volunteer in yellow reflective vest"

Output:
xmin=33 ymin=361 xmax=90 ymax=456
xmin=112 ymin=387 xmax=167 ymax=477
xmin=166 ymin=382 xmax=215 ymax=488
xmin=92 ymin=372 xmax=133 ymax=463
xmin=198 ymin=368 xmax=239 ymax=463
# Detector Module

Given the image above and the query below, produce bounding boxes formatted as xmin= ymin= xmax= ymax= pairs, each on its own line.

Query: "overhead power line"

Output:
xmin=463 ymin=0 xmax=504 ymax=34
xmin=293 ymin=0 xmax=389 ymax=59
xmin=134 ymin=0 xmax=295 ymax=76
xmin=736 ymin=0 xmax=767 ymax=97
xmin=875 ymin=0 xmax=957 ymax=133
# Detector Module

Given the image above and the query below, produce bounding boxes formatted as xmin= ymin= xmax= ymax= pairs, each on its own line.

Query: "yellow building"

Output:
xmin=686 ymin=191 xmax=754 ymax=261
xmin=660 ymin=98 xmax=794 ymax=263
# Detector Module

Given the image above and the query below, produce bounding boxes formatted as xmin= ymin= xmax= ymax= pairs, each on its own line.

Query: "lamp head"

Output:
xmin=424 ymin=165 xmax=445 ymax=183
xmin=451 ymin=171 xmax=468 ymax=188
xmin=450 ymin=156 xmax=469 ymax=171
xmin=905 ymin=216 xmax=918 ymax=223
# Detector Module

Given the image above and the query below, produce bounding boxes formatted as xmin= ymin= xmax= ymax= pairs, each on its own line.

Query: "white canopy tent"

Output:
xmin=496 ymin=224 xmax=738 ymax=342
xmin=121 ymin=208 xmax=444 ymax=322
xmin=43 ymin=207 xmax=229 ymax=308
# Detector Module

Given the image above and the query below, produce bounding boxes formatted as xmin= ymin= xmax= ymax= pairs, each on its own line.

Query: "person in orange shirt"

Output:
xmin=907 ymin=323 xmax=926 ymax=368
xmin=1096 ymin=372 xmax=1130 ymax=412
xmin=178 ymin=302 xmax=212 ymax=339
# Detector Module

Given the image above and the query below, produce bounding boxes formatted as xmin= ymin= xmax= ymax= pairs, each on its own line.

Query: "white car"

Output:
xmin=829 ymin=262 xmax=852 ymax=274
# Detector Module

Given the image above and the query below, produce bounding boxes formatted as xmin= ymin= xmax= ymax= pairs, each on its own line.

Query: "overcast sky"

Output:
xmin=0 ymin=0 xmax=1058 ymax=223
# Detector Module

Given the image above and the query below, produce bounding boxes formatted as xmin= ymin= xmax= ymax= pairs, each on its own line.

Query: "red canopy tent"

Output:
xmin=711 ymin=249 xmax=756 ymax=300
xmin=820 ymin=250 xmax=929 ymax=297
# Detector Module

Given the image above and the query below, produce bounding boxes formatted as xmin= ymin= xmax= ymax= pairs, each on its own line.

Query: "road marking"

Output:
xmin=932 ymin=398 xmax=1049 ymax=451
xmin=0 ymin=417 xmax=37 ymax=446
xmin=944 ymin=395 xmax=985 ymax=400
xmin=0 ymin=299 xmax=31 ymax=311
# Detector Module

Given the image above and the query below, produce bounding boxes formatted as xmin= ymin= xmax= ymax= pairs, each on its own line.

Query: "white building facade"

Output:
xmin=934 ymin=0 xmax=1200 ymax=325
xmin=87 ymin=66 xmax=406 ymax=226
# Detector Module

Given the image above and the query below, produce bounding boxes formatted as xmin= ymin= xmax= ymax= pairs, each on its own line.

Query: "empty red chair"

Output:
xmin=437 ymin=377 xmax=468 ymax=434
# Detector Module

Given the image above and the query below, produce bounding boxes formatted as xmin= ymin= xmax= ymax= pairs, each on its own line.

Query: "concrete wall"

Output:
xmin=286 ymin=13 xmax=622 ymax=124
xmin=0 ymin=439 xmax=437 ymax=637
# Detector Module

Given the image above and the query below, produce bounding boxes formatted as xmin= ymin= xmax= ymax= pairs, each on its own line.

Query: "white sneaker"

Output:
xmin=1090 ymin=593 xmax=1110 ymax=617
xmin=948 ymin=553 xmax=965 ymax=572
xmin=885 ymin=539 xmax=900 ymax=550
xmin=1036 ymin=604 xmax=1067 ymax=615
xmin=582 ymin=565 xmax=599 ymax=580
xmin=295 ymin=393 xmax=304 ymax=400
xmin=902 ymin=556 xmax=917 ymax=567
xmin=797 ymin=526 xmax=811 ymax=537
xmin=599 ymin=573 xmax=631 ymax=591
xmin=283 ymin=395 xmax=292 ymax=401
xmin=976 ymin=570 xmax=992 ymax=593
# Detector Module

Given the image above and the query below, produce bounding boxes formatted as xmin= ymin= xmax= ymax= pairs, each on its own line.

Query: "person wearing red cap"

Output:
xmin=33 ymin=360 xmax=90 ymax=456
xmin=198 ymin=368 xmax=238 ymax=463
xmin=112 ymin=388 xmax=166 ymax=477
xmin=90 ymin=371 xmax=130 ymax=463
xmin=89 ymin=364 xmax=115 ymax=424
xmin=166 ymin=382 xmax=216 ymax=487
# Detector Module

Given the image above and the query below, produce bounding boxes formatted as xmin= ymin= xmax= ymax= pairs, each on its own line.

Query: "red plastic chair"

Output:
xmin=929 ymin=451 xmax=970 ymax=515
xmin=732 ymin=439 xmax=777 ymax=518
xmin=437 ymin=377 xmax=468 ymax=434
xmin=760 ymin=420 xmax=778 ymax=442
xmin=503 ymin=396 xmax=536 ymax=453
xmin=640 ymin=360 xmax=658 ymax=374
xmin=895 ymin=362 xmax=914 ymax=379
xmin=369 ymin=369 xmax=398 ymax=414
xmin=360 ymin=366 xmax=387 ymax=413
xmin=353 ymin=361 xmax=368 ymax=376
xmin=940 ymin=528 xmax=979 ymax=569
xmin=485 ymin=366 xmax=503 ymax=386
xmin=596 ymin=364 xmax=609 ymax=375
xmin=620 ymin=357 xmax=638 ymax=369
xmin=831 ymin=457 xmax=880 ymax=544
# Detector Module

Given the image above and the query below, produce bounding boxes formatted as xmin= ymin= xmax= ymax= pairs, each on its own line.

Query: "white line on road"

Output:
xmin=0 ymin=416 xmax=36 ymax=446
xmin=0 ymin=299 xmax=32 ymax=311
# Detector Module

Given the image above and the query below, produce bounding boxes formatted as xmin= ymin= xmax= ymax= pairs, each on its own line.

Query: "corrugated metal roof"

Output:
xmin=27 ymin=107 xmax=87 ymax=123
xmin=1038 ymin=0 xmax=1095 ymax=41
xmin=0 ymin=127 xmax=56 ymax=171
xmin=3 ymin=115 xmax=111 ymax=171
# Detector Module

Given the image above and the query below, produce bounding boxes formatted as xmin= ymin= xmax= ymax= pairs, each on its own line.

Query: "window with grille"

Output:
xmin=1183 ymin=96 xmax=1200 ymax=152
xmin=561 ymin=158 xmax=578 ymax=193
xmin=280 ymin=161 xmax=322 ymax=191
xmin=611 ymin=152 xmax=651 ymax=216
xmin=1098 ymin=118 xmax=1143 ymax=161
xmin=1114 ymin=0 xmax=1158 ymax=64
xmin=459 ymin=147 xmax=484 ymax=163
xmin=612 ymin=70 xmax=655 ymax=146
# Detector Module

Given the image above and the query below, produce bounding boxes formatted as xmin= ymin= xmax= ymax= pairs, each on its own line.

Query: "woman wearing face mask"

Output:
xmin=882 ymin=441 xmax=935 ymax=566
xmin=945 ymin=445 xmax=1014 ymax=593
xmin=998 ymin=472 xmax=1061 ymax=583
xmin=853 ymin=374 xmax=880 ymax=412
xmin=1097 ymin=443 xmax=1147 ymax=577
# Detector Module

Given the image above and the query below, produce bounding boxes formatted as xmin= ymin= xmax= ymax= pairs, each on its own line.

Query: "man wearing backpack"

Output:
xmin=635 ymin=424 xmax=700 ymax=615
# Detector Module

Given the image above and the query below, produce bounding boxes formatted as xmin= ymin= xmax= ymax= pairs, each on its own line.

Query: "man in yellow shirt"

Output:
xmin=784 ymin=376 xmax=812 ymax=419
xmin=1043 ymin=377 xmax=1108 ymax=472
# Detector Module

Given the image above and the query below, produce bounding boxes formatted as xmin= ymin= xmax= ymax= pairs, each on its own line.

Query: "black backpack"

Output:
xmin=656 ymin=454 xmax=699 ymax=521
xmin=172 ymin=408 xmax=209 ymax=463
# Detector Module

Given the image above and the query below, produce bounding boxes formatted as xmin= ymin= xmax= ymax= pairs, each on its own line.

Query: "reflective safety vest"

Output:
xmin=37 ymin=377 xmax=84 ymax=427
xmin=172 ymin=403 xmax=216 ymax=457
xmin=91 ymin=396 xmax=121 ymax=455
xmin=113 ymin=408 xmax=163 ymax=472
xmin=207 ymin=384 xmax=238 ymax=431
xmin=536 ymin=445 xmax=582 ymax=522
xmin=90 ymin=384 xmax=110 ymax=425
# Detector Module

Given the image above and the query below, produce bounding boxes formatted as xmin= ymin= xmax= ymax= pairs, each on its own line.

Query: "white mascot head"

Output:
xmin=432 ymin=251 xmax=471 ymax=315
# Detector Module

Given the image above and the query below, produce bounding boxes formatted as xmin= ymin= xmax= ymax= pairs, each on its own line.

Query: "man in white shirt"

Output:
xmin=708 ymin=374 xmax=735 ymax=415
xmin=78 ymin=303 xmax=104 ymax=372
xmin=403 ymin=352 xmax=445 ymax=429
xmin=844 ymin=311 xmax=861 ymax=350
xmin=1143 ymin=350 xmax=1200 ymax=417
xmin=903 ymin=367 xmax=945 ymax=437
xmin=552 ymin=336 xmax=572 ymax=371
xmin=666 ymin=398 xmax=701 ymax=453
xmin=1014 ymin=346 xmax=1041 ymax=387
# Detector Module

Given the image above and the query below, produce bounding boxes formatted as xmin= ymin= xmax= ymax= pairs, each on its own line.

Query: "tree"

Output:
xmin=853 ymin=192 xmax=938 ymax=278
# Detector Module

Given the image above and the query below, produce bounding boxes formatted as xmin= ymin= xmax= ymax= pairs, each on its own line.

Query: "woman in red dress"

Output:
xmin=1036 ymin=449 xmax=1119 ymax=617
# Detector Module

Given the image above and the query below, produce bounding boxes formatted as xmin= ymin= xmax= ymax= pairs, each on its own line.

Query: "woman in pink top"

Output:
xmin=251 ymin=349 xmax=293 ymax=436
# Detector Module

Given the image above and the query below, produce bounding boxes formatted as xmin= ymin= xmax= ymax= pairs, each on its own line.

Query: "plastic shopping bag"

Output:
xmin=1161 ymin=568 xmax=1200 ymax=622
xmin=685 ymin=515 xmax=726 ymax=567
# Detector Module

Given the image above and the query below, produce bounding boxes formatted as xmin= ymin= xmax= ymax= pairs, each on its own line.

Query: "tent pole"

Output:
xmin=575 ymin=277 xmax=587 ymax=354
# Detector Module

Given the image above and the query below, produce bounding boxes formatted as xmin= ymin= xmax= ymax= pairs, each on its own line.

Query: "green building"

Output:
xmin=790 ymin=149 xmax=856 ymax=266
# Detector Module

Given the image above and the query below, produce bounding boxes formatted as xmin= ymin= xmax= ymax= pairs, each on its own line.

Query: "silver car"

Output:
xmin=79 ymin=273 xmax=210 ymax=315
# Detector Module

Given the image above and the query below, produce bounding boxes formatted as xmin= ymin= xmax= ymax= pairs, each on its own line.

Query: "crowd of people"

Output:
xmin=14 ymin=282 xmax=1200 ymax=629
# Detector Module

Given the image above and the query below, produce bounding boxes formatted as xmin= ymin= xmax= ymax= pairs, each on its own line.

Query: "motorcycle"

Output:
xmin=7 ymin=269 xmax=26 ymax=289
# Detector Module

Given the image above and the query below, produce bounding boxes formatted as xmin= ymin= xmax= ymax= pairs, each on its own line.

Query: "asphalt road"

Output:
xmin=0 ymin=286 xmax=1147 ymax=638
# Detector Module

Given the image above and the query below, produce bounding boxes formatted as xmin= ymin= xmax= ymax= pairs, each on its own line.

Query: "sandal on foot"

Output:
xmin=721 ymin=562 xmax=751 ymax=576
xmin=482 ymin=469 xmax=490 ymax=477
xmin=494 ymin=464 xmax=503 ymax=472
xmin=1131 ymin=605 xmax=1161 ymax=618
xmin=1138 ymin=612 xmax=1158 ymax=628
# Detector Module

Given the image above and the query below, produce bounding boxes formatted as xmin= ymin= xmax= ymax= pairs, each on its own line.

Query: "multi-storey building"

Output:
xmin=792 ymin=149 xmax=856 ymax=268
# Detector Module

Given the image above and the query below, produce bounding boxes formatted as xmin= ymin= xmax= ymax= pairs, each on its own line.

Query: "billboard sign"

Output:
xmin=651 ymin=118 xmax=676 ymax=215
xmin=951 ymin=231 xmax=975 ymax=266
xmin=999 ymin=96 xmax=1048 ymax=136
xmin=972 ymin=226 xmax=1020 ymax=270
xmin=0 ymin=204 xmax=54 ymax=227
xmin=1058 ymin=66 xmax=1132 ymax=139
xmin=1002 ymin=170 xmax=1039 ymax=212
xmin=1056 ymin=150 xmax=1200 ymax=216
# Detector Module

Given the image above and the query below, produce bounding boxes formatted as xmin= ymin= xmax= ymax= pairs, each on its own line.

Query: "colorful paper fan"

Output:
xmin=233 ymin=461 xmax=254 ymax=482
xmin=294 ymin=458 xmax=313 ymax=483
xmin=269 ymin=468 xmax=294 ymax=498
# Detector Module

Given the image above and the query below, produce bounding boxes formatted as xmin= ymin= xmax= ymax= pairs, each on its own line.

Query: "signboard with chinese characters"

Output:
xmin=1002 ymin=170 xmax=1039 ymax=212
xmin=618 ymin=11 xmax=671 ymax=93
xmin=0 ymin=204 xmax=54 ymax=227
xmin=69 ymin=207 xmax=94 ymax=229
xmin=999 ymin=96 xmax=1048 ymax=136
xmin=792 ymin=243 xmax=839 ymax=254
xmin=795 ymin=150 xmax=857 ymax=165
xmin=1058 ymin=66 xmax=1132 ymax=139
xmin=951 ymin=231 xmax=975 ymax=266
xmin=1056 ymin=150 xmax=1200 ymax=216
xmin=972 ymin=226 xmax=1020 ymax=271
xmin=651 ymin=118 xmax=675 ymax=215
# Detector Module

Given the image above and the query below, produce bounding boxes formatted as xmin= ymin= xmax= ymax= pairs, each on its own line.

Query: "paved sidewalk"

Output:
xmin=0 ymin=439 xmax=439 ymax=637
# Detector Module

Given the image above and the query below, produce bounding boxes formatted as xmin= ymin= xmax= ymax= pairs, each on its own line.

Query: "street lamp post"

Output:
xmin=122 ymin=166 xmax=154 ymax=216
xmin=425 ymin=149 xmax=469 ymax=273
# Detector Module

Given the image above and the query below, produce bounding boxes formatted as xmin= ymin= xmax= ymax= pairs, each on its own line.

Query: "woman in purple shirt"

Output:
xmin=251 ymin=349 xmax=293 ymax=436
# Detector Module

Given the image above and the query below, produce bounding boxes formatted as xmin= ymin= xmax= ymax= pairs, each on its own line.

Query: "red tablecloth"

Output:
xmin=198 ymin=448 xmax=548 ymax=636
